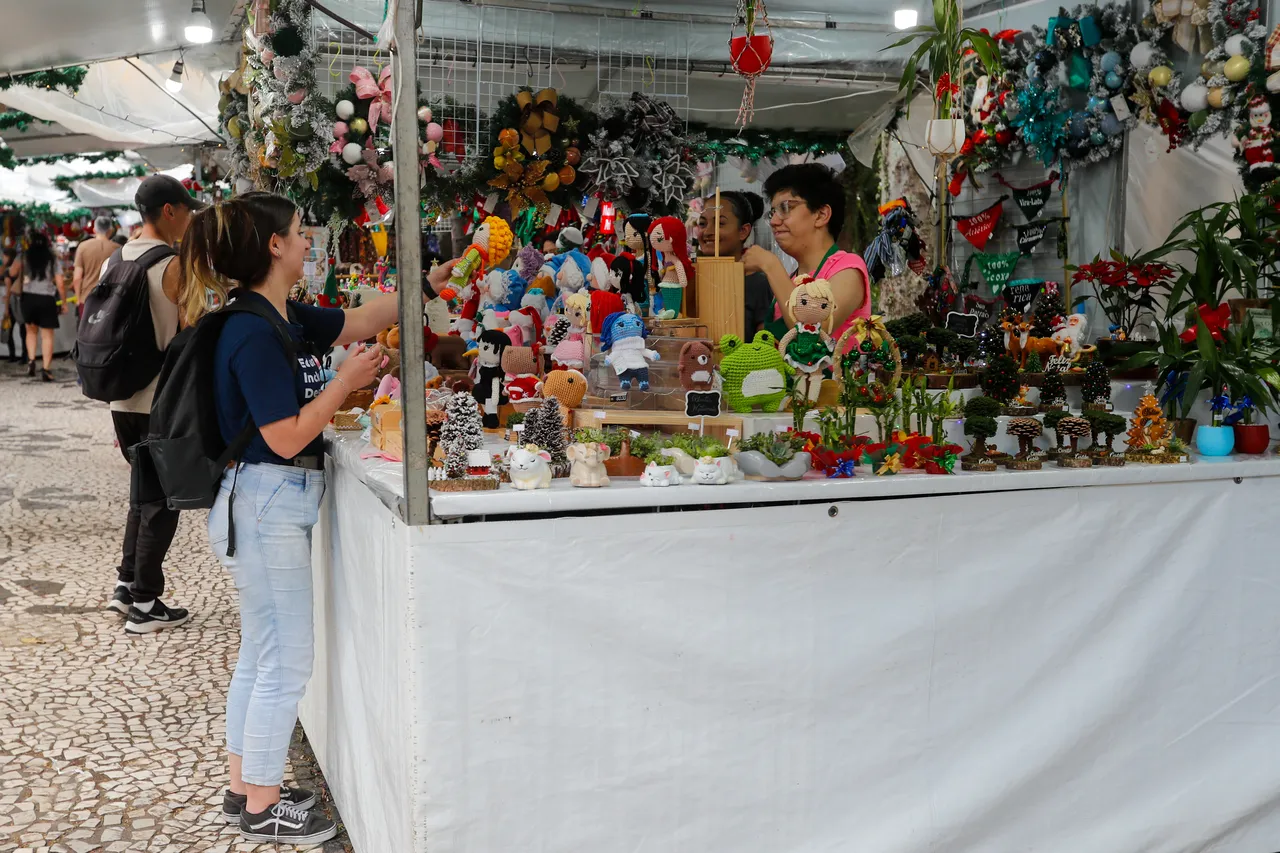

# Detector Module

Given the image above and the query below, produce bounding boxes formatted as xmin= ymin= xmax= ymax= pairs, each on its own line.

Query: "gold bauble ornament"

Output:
xmin=558 ymin=165 xmax=576 ymax=185
xmin=494 ymin=155 xmax=506 ymax=169
xmin=1207 ymin=86 xmax=1227 ymax=108
xmin=499 ymin=127 xmax=520 ymax=149
xmin=1224 ymin=54 xmax=1251 ymax=82
xmin=349 ymin=117 xmax=369 ymax=136
xmin=542 ymin=172 xmax=561 ymax=192
xmin=1201 ymin=60 xmax=1224 ymax=79
xmin=1148 ymin=66 xmax=1173 ymax=87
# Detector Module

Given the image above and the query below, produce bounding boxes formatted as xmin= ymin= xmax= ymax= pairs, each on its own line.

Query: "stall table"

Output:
xmin=301 ymin=424 xmax=1280 ymax=853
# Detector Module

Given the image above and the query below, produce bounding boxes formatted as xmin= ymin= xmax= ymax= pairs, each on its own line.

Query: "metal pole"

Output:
xmin=392 ymin=0 xmax=430 ymax=526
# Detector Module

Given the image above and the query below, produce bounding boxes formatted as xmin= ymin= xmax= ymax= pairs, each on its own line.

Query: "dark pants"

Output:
xmin=111 ymin=412 xmax=179 ymax=603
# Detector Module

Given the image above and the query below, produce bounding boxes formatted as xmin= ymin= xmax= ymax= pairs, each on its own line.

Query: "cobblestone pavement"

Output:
xmin=0 ymin=359 xmax=351 ymax=853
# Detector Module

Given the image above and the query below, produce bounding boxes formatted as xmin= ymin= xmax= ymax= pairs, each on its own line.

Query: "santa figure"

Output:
xmin=1242 ymin=96 xmax=1277 ymax=173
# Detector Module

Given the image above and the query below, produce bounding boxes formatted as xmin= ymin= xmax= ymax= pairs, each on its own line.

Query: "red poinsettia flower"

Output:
xmin=960 ymin=136 xmax=977 ymax=157
xmin=895 ymin=432 xmax=935 ymax=469
xmin=1179 ymin=302 xmax=1231 ymax=343
xmin=934 ymin=73 xmax=960 ymax=101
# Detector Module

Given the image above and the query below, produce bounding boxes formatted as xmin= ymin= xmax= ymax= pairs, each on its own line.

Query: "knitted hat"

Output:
xmin=557 ymin=226 xmax=584 ymax=251
xmin=600 ymin=311 xmax=646 ymax=349
xmin=557 ymin=249 xmax=592 ymax=290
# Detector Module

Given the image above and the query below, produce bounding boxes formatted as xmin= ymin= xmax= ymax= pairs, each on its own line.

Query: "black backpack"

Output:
xmin=131 ymin=297 xmax=300 ymax=553
xmin=73 ymin=245 xmax=175 ymax=402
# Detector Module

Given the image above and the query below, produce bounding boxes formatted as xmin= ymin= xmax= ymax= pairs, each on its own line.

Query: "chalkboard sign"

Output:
xmin=944 ymin=311 xmax=980 ymax=338
xmin=685 ymin=390 xmax=722 ymax=418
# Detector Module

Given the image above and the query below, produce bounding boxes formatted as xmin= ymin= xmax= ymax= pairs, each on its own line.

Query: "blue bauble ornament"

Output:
xmin=1068 ymin=113 xmax=1090 ymax=139
xmin=1105 ymin=71 xmax=1123 ymax=90
xmin=1100 ymin=51 xmax=1122 ymax=73
xmin=1101 ymin=114 xmax=1123 ymax=136
xmin=1087 ymin=96 xmax=1106 ymax=113
xmin=1090 ymin=131 xmax=1106 ymax=145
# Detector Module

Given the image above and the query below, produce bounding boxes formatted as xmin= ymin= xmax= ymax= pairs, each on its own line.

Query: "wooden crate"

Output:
xmin=571 ymin=408 xmax=745 ymax=443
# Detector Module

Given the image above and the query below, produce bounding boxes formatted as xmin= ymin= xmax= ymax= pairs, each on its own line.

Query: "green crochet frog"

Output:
xmin=718 ymin=331 xmax=794 ymax=413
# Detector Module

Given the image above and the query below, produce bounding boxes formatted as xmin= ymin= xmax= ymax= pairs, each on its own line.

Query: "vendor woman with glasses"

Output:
xmin=741 ymin=163 xmax=870 ymax=350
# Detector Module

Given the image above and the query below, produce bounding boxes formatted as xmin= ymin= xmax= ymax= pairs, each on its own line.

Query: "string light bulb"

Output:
xmin=894 ymin=9 xmax=918 ymax=29
xmin=166 ymin=58 xmax=185 ymax=94
xmin=185 ymin=0 xmax=214 ymax=43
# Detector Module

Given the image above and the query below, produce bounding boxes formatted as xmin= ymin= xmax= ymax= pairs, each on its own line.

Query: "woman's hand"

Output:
xmin=741 ymin=245 xmax=781 ymax=276
xmin=427 ymin=258 xmax=462 ymax=296
xmin=337 ymin=343 xmax=382 ymax=391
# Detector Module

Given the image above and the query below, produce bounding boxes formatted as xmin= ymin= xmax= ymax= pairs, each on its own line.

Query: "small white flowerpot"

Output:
xmin=926 ymin=118 xmax=967 ymax=159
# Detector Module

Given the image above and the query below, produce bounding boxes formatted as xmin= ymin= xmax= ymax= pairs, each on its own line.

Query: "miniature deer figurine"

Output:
xmin=1002 ymin=317 xmax=1031 ymax=366
xmin=1019 ymin=320 xmax=1069 ymax=369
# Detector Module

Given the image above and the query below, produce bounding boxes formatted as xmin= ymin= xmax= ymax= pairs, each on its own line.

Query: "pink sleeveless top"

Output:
xmin=773 ymin=250 xmax=872 ymax=353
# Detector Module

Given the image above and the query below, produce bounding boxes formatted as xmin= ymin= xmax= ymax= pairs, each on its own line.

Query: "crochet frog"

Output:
xmin=718 ymin=330 xmax=793 ymax=413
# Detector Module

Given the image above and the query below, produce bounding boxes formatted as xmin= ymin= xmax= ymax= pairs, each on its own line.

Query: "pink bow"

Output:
xmin=329 ymin=120 xmax=349 ymax=155
xmin=349 ymin=65 xmax=392 ymax=135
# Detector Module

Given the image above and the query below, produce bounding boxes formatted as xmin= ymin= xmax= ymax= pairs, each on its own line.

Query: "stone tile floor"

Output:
xmin=0 ymin=359 xmax=351 ymax=853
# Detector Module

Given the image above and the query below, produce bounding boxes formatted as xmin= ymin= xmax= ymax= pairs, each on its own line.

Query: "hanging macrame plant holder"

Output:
xmin=729 ymin=0 xmax=774 ymax=128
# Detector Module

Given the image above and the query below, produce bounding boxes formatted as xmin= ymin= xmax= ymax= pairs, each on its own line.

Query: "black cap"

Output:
xmin=134 ymin=174 xmax=207 ymax=212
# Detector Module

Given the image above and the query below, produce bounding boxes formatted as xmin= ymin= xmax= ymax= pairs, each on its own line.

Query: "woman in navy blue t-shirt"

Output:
xmin=186 ymin=193 xmax=453 ymax=844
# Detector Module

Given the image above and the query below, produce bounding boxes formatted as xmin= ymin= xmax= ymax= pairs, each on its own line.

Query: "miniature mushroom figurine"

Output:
xmin=1005 ymin=417 xmax=1044 ymax=459
xmin=1057 ymin=416 xmax=1092 ymax=456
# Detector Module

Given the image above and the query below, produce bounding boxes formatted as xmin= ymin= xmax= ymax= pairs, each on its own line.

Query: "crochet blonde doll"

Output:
xmin=776 ymin=277 xmax=836 ymax=403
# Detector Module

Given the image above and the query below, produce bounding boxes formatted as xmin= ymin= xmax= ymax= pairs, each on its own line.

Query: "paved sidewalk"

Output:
xmin=0 ymin=360 xmax=350 ymax=853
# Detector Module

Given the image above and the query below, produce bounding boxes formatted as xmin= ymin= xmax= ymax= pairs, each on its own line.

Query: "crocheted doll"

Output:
xmin=601 ymin=311 xmax=660 ymax=392
xmin=551 ymin=249 xmax=592 ymax=314
xmin=471 ymin=329 xmax=511 ymax=428
xmin=777 ymin=277 xmax=837 ymax=403
xmin=550 ymin=291 xmax=590 ymax=371
xmin=502 ymin=345 xmax=544 ymax=403
xmin=521 ymin=286 xmax=550 ymax=323
xmin=718 ymin=330 xmax=792 ymax=413
xmin=446 ymin=216 xmax=514 ymax=338
xmin=588 ymin=254 xmax=626 ymax=333
xmin=506 ymin=306 xmax=544 ymax=349
xmin=615 ymin=213 xmax=653 ymax=315
xmin=649 ymin=216 xmax=693 ymax=320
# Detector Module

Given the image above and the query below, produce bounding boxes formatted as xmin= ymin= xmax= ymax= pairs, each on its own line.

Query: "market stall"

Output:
xmin=209 ymin=0 xmax=1280 ymax=848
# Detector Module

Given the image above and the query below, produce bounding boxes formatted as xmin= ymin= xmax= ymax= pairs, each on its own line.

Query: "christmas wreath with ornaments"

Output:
xmin=1134 ymin=0 xmax=1266 ymax=150
xmin=952 ymin=4 xmax=1141 ymax=185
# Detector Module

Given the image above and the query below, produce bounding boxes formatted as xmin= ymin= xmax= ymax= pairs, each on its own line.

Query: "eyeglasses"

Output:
xmin=769 ymin=200 xmax=806 ymax=221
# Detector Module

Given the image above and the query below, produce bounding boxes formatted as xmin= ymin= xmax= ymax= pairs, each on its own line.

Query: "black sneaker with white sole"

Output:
xmin=222 ymin=785 xmax=317 ymax=824
xmin=239 ymin=801 xmax=337 ymax=845
xmin=107 ymin=586 xmax=133 ymax=615
xmin=123 ymin=599 xmax=190 ymax=634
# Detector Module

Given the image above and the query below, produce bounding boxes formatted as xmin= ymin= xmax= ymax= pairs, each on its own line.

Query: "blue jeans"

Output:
xmin=208 ymin=462 xmax=325 ymax=787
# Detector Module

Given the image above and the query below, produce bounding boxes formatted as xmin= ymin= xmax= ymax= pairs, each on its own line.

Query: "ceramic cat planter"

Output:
xmin=733 ymin=450 xmax=812 ymax=481
xmin=639 ymin=462 xmax=683 ymax=486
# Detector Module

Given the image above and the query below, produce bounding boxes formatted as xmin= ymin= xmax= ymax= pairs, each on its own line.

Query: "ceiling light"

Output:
xmin=894 ymin=9 xmax=919 ymax=29
xmin=166 ymin=58 xmax=185 ymax=94
xmin=185 ymin=0 xmax=214 ymax=44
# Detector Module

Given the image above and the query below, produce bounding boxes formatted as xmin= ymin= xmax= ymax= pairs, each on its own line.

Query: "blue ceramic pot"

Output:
xmin=1195 ymin=425 xmax=1235 ymax=457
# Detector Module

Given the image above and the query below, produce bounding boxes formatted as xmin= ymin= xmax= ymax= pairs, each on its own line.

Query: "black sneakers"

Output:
xmin=222 ymin=786 xmax=317 ymax=824
xmin=123 ymin=599 xmax=190 ymax=635
xmin=239 ymin=801 xmax=337 ymax=845
xmin=107 ymin=585 xmax=133 ymax=615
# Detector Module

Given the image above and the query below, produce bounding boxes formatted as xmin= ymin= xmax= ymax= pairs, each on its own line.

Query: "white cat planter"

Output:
xmin=507 ymin=444 xmax=553 ymax=490
xmin=691 ymin=456 xmax=729 ymax=485
xmin=639 ymin=461 xmax=682 ymax=487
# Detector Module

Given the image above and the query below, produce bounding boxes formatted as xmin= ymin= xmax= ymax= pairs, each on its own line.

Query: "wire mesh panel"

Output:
xmin=477 ymin=5 xmax=556 ymax=117
xmin=597 ymin=16 xmax=691 ymax=118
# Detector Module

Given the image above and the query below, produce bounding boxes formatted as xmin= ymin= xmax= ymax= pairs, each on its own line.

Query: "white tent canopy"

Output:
xmin=0 ymin=154 xmax=192 ymax=211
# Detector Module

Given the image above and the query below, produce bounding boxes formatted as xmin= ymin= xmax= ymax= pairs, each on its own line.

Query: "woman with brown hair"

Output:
xmin=190 ymin=192 xmax=455 ymax=844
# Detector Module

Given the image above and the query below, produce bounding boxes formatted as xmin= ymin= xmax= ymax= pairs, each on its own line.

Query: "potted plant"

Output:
xmin=1225 ymin=396 xmax=1272 ymax=454
xmin=735 ymin=431 xmax=812 ymax=481
xmin=885 ymin=0 xmax=1001 ymax=158
xmin=1069 ymin=252 xmax=1174 ymax=351
xmin=1197 ymin=389 xmax=1236 ymax=457
xmin=599 ymin=429 xmax=652 ymax=478
xmin=961 ymin=395 xmax=1001 ymax=471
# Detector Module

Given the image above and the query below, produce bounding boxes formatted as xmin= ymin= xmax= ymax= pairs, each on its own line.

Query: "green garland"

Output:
xmin=0 ymin=111 xmax=51 ymax=133
xmin=0 ymin=201 xmax=91 ymax=224
xmin=52 ymin=166 xmax=147 ymax=199
xmin=691 ymin=125 xmax=850 ymax=164
xmin=0 ymin=149 xmax=127 ymax=171
xmin=0 ymin=66 xmax=88 ymax=94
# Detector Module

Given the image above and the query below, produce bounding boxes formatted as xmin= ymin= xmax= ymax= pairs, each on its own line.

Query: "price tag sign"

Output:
xmin=629 ymin=430 xmax=641 ymax=437
xmin=513 ymin=424 xmax=524 ymax=433
xmin=483 ymin=193 xmax=500 ymax=214
xmin=687 ymin=422 xmax=700 ymax=430
xmin=583 ymin=197 xmax=600 ymax=220
xmin=593 ymin=411 xmax=607 ymax=419
xmin=1110 ymin=95 xmax=1132 ymax=121
xmin=726 ymin=429 xmax=740 ymax=437
xmin=545 ymin=203 xmax=562 ymax=225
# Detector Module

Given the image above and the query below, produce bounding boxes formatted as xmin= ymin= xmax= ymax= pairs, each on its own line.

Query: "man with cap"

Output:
xmin=102 ymin=175 xmax=206 ymax=634
xmin=73 ymin=214 xmax=119 ymax=315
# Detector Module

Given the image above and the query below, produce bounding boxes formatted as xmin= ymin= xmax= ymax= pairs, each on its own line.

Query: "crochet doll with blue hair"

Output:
xmin=600 ymin=311 xmax=660 ymax=392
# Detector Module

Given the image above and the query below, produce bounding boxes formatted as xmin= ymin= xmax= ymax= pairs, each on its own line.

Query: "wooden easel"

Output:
xmin=694 ymin=186 xmax=746 ymax=343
